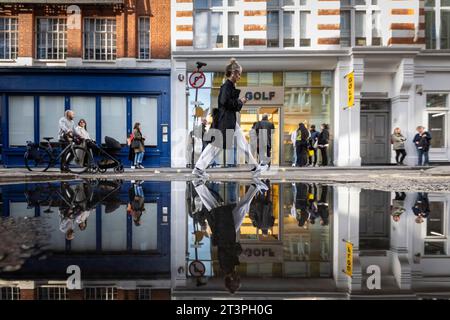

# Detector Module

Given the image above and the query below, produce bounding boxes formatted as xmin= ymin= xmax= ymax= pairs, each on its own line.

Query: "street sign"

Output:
xmin=345 ymin=71 xmax=355 ymax=109
xmin=343 ymin=240 xmax=353 ymax=277
xmin=189 ymin=260 xmax=206 ymax=277
xmin=189 ymin=71 xmax=206 ymax=89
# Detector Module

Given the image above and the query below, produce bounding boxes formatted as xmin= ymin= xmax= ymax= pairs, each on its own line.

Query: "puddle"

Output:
xmin=0 ymin=179 xmax=449 ymax=300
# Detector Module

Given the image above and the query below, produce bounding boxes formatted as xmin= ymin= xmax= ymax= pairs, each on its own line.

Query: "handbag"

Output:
xmin=131 ymin=139 xmax=141 ymax=149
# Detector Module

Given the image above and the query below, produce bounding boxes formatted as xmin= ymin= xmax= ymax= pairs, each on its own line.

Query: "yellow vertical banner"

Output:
xmin=346 ymin=71 xmax=355 ymax=108
xmin=345 ymin=241 xmax=353 ymax=277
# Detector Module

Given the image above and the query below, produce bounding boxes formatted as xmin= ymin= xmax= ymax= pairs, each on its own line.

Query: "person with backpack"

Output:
xmin=413 ymin=126 xmax=432 ymax=166
xmin=295 ymin=123 xmax=310 ymax=167
xmin=130 ymin=122 xmax=145 ymax=170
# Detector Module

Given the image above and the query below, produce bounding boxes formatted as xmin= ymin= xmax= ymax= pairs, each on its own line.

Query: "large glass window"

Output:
xmin=132 ymin=97 xmax=158 ymax=146
xmin=193 ymin=0 xmax=237 ymax=49
xmin=442 ymin=10 xmax=450 ymax=49
xmin=425 ymin=0 xmax=450 ymax=49
xmin=101 ymin=97 xmax=126 ymax=144
xmin=340 ymin=11 xmax=351 ymax=47
xmin=39 ymin=96 xmax=65 ymax=141
xmin=9 ymin=96 xmax=34 ymax=146
xmin=0 ymin=17 xmax=18 ymax=60
xmin=425 ymin=9 xmax=436 ymax=49
xmin=355 ymin=11 xmax=367 ymax=46
xmin=427 ymin=94 xmax=448 ymax=149
xmin=83 ymin=18 xmax=117 ymax=61
xmin=36 ymin=18 xmax=67 ymax=60
xmin=138 ymin=17 xmax=150 ymax=60
xmin=267 ymin=0 xmax=310 ymax=48
xmin=71 ymin=97 xmax=97 ymax=140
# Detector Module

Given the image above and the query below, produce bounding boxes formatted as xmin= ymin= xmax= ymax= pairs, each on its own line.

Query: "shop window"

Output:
xmin=36 ymin=18 xmax=67 ymax=60
xmin=0 ymin=17 xmax=18 ymax=60
xmin=424 ymin=200 xmax=446 ymax=256
xmin=138 ymin=17 xmax=151 ymax=60
xmin=70 ymin=97 xmax=97 ymax=140
xmin=102 ymin=205 xmax=127 ymax=251
xmin=132 ymin=203 xmax=158 ymax=250
xmin=426 ymin=94 xmax=447 ymax=108
xmin=428 ymin=113 xmax=446 ymax=148
xmin=9 ymin=96 xmax=34 ymax=146
xmin=132 ymin=97 xmax=158 ymax=146
xmin=101 ymin=97 xmax=127 ymax=144
xmin=39 ymin=96 xmax=65 ymax=141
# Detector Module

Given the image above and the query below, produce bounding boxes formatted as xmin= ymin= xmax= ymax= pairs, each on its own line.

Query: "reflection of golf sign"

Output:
xmin=189 ymin=260 xmax=206 ymax=277
xmin=189 ymin=71 xmax=206 ymax=88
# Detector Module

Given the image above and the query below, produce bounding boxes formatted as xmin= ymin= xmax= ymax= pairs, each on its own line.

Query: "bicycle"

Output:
xmin=24 ymin=136 xmax=95 ymax=174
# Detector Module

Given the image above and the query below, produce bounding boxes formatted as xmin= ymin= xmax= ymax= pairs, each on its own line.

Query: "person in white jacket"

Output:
xmin=291 ymin=130 xmax=298 ymax=167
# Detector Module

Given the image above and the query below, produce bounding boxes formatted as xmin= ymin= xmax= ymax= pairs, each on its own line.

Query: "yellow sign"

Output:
xmin=345 ymin=241 xmax=353 ymax=277
xmin=346 ymin=71 xmax=355 ymax=108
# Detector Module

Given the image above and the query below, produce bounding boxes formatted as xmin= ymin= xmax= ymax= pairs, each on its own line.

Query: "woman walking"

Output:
xmin=391 ymin=128 xmax=407 ymax=165
xmin=131 ymin=122 xmax=145 ymax=169
xmin=318 ymin=124 xmax=330 ymax=167
xmin=295 ymin=123 xmax=310 ymax=167
xmin=192 ymin=58 xmax=267 ymax=179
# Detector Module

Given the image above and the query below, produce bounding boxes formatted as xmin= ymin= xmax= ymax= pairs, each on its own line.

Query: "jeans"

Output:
xmin=395 ymin=149 xmax=407 ymax=164
xmin=319 ymin=147 xmax=328 ymax=166
xmin=417 ymin=149 xmax=429 ymax=166
xmin=134 ymin=185 xmax=144 ymax=198
xmin=292 ymin=145 xmax=297 ymax=165
xmin=295 ymin=141 xmax=308 ymax=167
xmin=134 ymin=152 xmax=144 ymax=165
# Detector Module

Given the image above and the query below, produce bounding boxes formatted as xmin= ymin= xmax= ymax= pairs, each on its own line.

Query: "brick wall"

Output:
xmin=0 ymin=0 xmax=171 ymax=60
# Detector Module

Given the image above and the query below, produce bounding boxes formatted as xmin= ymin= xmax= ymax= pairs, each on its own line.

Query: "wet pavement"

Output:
xmin=1 ymin=178 xmax=450 ymax=300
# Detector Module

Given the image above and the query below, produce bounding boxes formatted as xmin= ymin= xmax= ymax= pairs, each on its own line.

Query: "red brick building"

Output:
xmin=0 ymin=0 xmax=173 ymax=168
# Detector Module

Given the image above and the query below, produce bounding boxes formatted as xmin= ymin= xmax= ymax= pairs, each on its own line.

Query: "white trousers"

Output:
xmin=195 ymin=123 xmax=258 ymax=171
xmin=194 ymin=183 xmax=259 ymax=232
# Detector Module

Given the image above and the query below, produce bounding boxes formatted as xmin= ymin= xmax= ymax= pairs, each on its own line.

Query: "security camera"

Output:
xmin=196 ymin=61 xmax=207 ymax=69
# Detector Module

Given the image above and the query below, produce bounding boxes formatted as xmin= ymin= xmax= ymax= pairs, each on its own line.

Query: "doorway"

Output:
xmin=360 ymin=100 xmax=391 ymax=165
xmin=239 ymin=107 xmax=280 ymax=166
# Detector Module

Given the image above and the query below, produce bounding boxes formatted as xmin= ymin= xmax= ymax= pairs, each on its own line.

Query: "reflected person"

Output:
xmin=249 ymin=179 xmax=274 ymax=236
xmin=412 ymin=192 xmax=430 ymax=224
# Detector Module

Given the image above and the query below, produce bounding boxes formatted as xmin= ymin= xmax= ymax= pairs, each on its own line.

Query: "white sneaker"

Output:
xmin=251 ymin=164 xmax=269 ymax=177
xmin=292 ymin=163 xmax=296 ymax=167
xmin=192 ymin=167 xmax=210 ymax=179
xmin=131 ymin=166 xmax=136 ymax=170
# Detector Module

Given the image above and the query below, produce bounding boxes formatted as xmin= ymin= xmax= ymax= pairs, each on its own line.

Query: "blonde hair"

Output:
xmin=225 ymin=58 xmax=242 ymax=78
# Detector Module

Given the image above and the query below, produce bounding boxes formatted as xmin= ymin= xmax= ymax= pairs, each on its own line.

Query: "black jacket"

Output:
xmin=212 ymin=79 xmax=243 ymax=149
xmin=318 ymin=129 xmax=330 ymax=146
xmin=254 ymin=120 xmax=275 ymax=148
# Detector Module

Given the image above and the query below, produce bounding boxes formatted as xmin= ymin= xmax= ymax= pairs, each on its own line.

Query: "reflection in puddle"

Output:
xmin=0 ymin=179 xmax=449 ymax=300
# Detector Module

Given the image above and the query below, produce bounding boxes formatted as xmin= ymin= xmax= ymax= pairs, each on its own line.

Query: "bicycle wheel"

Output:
xmin=61 ymin=146 xmax=92 ymax=174
xmin=24 ymin=147 xmax=52 ymax=172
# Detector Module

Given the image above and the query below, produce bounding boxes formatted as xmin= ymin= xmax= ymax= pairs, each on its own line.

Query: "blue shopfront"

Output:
xmin=0 ymin=68 xmax=171 ymax=167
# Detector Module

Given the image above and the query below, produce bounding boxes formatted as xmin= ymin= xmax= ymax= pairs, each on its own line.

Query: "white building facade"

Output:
xmin=171 ymin=0 xmax=450 ymax=168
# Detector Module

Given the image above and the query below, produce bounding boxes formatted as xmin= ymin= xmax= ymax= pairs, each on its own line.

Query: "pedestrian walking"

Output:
xmin=254 ymin=114 xmax=275 ymax=166
xmin=413 ymin=126 xmax=432 ymax=166
xmin=391 ymin=128 xmax=407 ymax=165
xmin=318 ymin=123 xmax=330 ymax=166
xmin=192 ymin=58 xmax=268 ymax=179
xmin=131 ymin=122 xmax=145 ymax=170
xmin=295 ymin=123 xmax=310 ymax=167
xmin=308 ymin=124 xmax=319 ymax=167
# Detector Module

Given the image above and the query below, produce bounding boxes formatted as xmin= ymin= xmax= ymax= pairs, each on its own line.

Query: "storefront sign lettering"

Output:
xmin=240 ymin=244 xmax=283 ymax=262
xmin=238 ymin=87 xmax=284 ymax=105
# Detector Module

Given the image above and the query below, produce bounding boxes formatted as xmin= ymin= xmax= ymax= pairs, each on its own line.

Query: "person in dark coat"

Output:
xmin=193 ymin=58 xmax=268 ymax=179
xmin=295 ymin=123 xmax=310 ymax=167
xmin=317 ymin=186 xmax=329 ymax=226
xmin=308 ymin=125 xmax=320 ymax=167
xmin=254 ymin=114 xmax=275 ymax=166
xmin=127 ymin=181 xmax=145 ymax=226
xmin=295 ymin=183 xmax=310 ymax=228
xmin=318 ymin=123 xmax=330 ymax=166
xmin=193 ymin=179 xmax=266 ymax=294
xmin=249 ymin=180 xmax=274 ymax=236
xmin=412 ymin=192 xmax=430 ymax=224
xmin=413 ymin=126 xmax=432 ymax=166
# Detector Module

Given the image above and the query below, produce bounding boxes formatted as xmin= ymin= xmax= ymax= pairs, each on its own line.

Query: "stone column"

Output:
xmin=171 ymin=60 xmax=188 ymax=168
xmin=171 ymin=181 xmax=187 ymax=288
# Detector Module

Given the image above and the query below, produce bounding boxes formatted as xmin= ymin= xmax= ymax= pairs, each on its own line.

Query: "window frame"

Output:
xmin=426 ymin=92 xmax=449 ymax=150
xmin=340 ymin=0 xmax=381 ymax=47
xmin=422 ymin=196 xmax=448 ymax=257
xmin=35 ymin=17 xmax=68 ymax=61
xmin=267 ymin=0 xmax=311 ymax=49
xmin=193 ymin=0 xmax=242 ymax=49
xmin=425 ymin=0 xmax=450 ymax=49
xmin=0 ymin=17 xmax=19 ymax=61
xmin=138 ymin=16 xmax=151 ymax=60
xmin=83 ymin=17 xmax=117 ymax=61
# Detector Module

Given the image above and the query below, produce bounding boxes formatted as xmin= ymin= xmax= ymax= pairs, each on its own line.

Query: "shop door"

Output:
xmin=239 ymin=107 xmax=280 ymax=166
xmin=360 ymin=101 xmax=391 ymax=165
xmin=359 ymin=190 xmax=390 ymax=250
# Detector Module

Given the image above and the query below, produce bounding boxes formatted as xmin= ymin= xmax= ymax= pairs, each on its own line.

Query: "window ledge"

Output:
xmin=82 ymin=60 xmax=117 ymax=64
xmin=0 ymin=59 xmax=16 ymax=62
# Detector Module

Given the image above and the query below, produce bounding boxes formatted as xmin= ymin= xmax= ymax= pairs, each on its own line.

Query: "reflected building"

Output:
xmin=2 ymin=180 xmax=450 ymax=300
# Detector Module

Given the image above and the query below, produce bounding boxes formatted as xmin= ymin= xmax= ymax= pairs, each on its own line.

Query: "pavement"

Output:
xmin=2 ymin=165 xmax=450 ymax=193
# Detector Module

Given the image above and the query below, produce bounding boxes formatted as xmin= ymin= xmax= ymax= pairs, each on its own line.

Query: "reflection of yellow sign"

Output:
xmin=346 ymin=71 xmax=354 ymax=108
xmin=345 ymin=241 xmax=353 ymax=277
